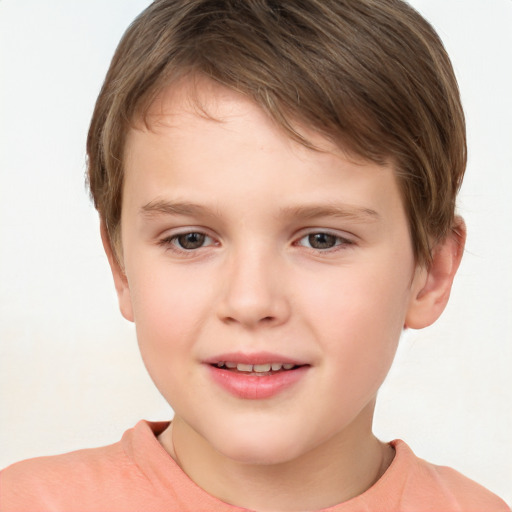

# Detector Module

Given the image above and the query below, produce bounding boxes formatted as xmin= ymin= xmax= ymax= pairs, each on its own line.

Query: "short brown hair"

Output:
xmin=87 ymin=0 xmax=466 ymax=266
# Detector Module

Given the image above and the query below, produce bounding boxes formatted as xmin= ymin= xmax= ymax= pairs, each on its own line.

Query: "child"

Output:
xmin=1 ymin=0 xmax=510 ymax=510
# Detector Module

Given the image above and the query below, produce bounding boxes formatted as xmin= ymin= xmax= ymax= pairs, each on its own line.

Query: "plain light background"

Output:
xmin=0 ymin=0 xmax=511 ymax=504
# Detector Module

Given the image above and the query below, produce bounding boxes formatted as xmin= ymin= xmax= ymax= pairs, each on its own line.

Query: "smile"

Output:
xmin=214 ymin=362 xmax=298 ymax=374
xmin=206 ymin=354 xmax=310 ymax=399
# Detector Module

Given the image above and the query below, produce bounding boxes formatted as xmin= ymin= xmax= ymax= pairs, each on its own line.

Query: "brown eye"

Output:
xmin=307 ymin=233 xmax=338 ymax=249
xmin=176 ymin=232 xmax=207 ymax=249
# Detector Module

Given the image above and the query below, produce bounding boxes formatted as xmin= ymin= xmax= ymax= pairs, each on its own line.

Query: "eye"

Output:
xmin=162 ymin=231 xmax=215 ymax=251
xmin=296 ymin=232 xmax=353 ymax=251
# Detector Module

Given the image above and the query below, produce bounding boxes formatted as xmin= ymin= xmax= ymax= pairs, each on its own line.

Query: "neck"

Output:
xmin=159 ymin=403 xmax=394 ymax=511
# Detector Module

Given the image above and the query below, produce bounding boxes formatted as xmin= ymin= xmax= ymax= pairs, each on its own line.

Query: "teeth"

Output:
xmin=217 ymin=362 xmax=297 ymax=372
xmin=253 ymin=363 xmax=271 ymax=373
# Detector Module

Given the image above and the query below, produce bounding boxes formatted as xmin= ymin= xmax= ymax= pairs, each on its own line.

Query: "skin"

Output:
xmin=103 ymin=77 xmax=465 ymax=511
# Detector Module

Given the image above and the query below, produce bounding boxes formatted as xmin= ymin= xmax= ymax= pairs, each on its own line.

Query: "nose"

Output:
xmin=216 ymin=246 xmax=291 ymax=329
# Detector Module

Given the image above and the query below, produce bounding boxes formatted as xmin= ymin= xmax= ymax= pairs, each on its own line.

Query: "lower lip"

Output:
xmin=206 ymin=365 xmax=309 ymax=399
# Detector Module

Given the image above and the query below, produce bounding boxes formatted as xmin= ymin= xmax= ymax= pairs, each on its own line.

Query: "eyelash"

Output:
xmin=158 ymin=232 xmax=217 ymax=255
xmin=295 ymin=232 xmax=354 ymax=252
xmin=158 ymin=230 xmax=355 ymax=255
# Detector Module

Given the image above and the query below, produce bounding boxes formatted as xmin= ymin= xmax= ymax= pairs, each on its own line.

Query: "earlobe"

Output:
xmin=100 ymin=222 xmax=134 ymax=322
xmin=405 ymin=217 xmax=466 ymax=329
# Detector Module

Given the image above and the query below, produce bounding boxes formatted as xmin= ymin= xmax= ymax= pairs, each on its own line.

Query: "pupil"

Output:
xmin=309 ymin=233 xmax=336 ymax=249
xmin=178 ymin=233 xmax=205 ymax=249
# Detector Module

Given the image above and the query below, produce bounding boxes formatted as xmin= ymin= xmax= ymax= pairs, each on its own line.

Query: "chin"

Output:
xmin=210 ymin=424 xmax=310 ymax=466
xmin=223 ymin=443 xmax=299 ymax=466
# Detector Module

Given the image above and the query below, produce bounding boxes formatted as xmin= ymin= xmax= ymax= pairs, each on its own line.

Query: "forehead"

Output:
xmin=135 ymin=75 xmax=370 ymax=161
xmin=123 ymin=76 xmax=402 ymax=220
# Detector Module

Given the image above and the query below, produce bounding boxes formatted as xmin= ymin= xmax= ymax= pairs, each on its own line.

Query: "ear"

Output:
xmin=405 ymin=217 xmax=466 ymax=329
xmin=100 ymin=222 xmax=134 ymax=322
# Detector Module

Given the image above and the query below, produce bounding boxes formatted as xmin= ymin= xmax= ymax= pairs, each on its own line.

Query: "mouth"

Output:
xmin=212 ymin=361 xmax=303 ymax=375
xmin=205 ymin=354 xmax=310 ymax=399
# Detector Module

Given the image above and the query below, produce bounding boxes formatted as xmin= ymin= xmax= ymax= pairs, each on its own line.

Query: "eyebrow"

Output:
xmin=140 ymin=200 xmax=380 ymax=223
xmin=141 ymin=200 xmax=216 ymax=218
xmin=279 ymin=204 xmax=380 ymax=223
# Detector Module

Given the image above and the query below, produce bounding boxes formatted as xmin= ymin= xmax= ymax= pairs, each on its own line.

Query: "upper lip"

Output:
xmin=203 ymin=351 xmax=309 ymax=366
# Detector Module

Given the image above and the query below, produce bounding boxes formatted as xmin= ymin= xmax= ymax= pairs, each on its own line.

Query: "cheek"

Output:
xmin=304 ymin=260 xmax=410 ymax=327
xmin=126 ymin=263 xmax=213 ymax=365
xmin=126 ymin=267 xmax=215 ymax=409
xmin=303 ymin=264 xmax=411 ymax=384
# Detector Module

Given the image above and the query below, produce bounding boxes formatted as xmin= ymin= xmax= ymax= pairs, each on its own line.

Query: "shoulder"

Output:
xmin=390 ymin=440 xmax=511 ymax=511
xmin=1 ymin=420 xmax=238 ymax=512
xmin=1 ymin=441 xmax=132 ymax=511
xmin=0 ymin=421 xmax=169 ymax=512
xmin=2 ymin=436 xmax=127 ymax=478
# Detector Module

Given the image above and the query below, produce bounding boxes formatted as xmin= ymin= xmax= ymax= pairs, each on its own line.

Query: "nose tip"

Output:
xmin=221 ymin=300 xmax=283 ymax=328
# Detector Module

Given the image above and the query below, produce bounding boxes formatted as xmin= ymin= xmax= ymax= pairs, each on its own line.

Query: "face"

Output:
xmin=115 ymin=79 xmax=426 ymax=466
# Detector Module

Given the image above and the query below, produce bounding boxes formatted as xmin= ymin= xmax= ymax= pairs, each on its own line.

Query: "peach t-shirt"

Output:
xmin=1 ymin=421 xmax=509 ymax=511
